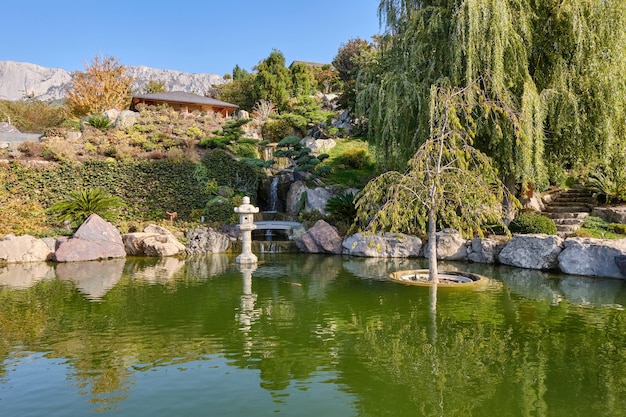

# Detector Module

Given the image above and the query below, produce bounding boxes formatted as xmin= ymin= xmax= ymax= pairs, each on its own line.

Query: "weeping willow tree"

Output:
xmin=531 ymin=1 xmax=626 ymax=172
xmin=358 ymin=0 xmax=626 ymax=188
xmin=355 ymin=84 xmax=514 ymax=282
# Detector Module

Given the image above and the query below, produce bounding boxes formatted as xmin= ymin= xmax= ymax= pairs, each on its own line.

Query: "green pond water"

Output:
xmin=1 ymin=254 xmax=626 ymax=417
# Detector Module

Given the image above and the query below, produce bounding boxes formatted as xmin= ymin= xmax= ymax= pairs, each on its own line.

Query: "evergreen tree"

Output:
xmin=253 ymin=49 xmax=292 ymax=112
xmin=290 ymin=61 xmax=316 ymax=97
xmin=217 ymin=65 xmax=256 ymax=111
xmin=232 ymin=65 xmax=252 ymax=81
xmin=333 ymin=38 xmax=374 ymax=114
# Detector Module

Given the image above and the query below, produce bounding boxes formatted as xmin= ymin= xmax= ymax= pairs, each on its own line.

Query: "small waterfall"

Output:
xmin=259 ymin=242 xmax=284 ymax=253
xmin=267 ymin=176 xmax=279 ymax=212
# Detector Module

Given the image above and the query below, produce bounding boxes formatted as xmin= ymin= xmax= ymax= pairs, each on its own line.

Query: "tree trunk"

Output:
xmin=427 ymin=194 xmax=439 ymax=283
xmin=502 ymin=175 xmax=517 ymax=224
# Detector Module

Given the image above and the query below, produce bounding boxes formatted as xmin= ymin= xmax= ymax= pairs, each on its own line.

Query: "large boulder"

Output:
xmin=0 ymin=234 xmax=54 ymax=264
xmin=295 ymin=220 xmax=343 ymax=254
xmin=286 ymin=181 xmax=331 ymax=215
xmin=123 ymin=224 xmax=186 ymax=257
xmin=286 ymin=181 xmax=358 ymax=216
xmin=468 ymin=236 xmax=509 ymax=264
xmin=114 ymin=109 xmax=139 ymax=128
xmin=301 ymin=136 xmax=336 ymax=153
xmin=558 ymin=237 xmax=626 ymax=279
xmin=423 ymin=228 xmax=468 ymax=261
xmin=342 ymin=232 xmax=422 ymax=258
xmin=591 ymin=206 xmax=626 ymax=224
xmin=617 ymin=256 xmax=626 ymax=277
xmin=53 ymin=214 xmax=126 ymax=262
xmin=185 ymin=227 xmax=232 ymax=254
xmin=498 ymin=234 xmax=564 ymax=270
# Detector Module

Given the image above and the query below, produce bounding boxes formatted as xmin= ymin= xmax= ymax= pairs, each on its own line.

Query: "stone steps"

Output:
xmin=541 ymin=186 xmax=595 ymax=236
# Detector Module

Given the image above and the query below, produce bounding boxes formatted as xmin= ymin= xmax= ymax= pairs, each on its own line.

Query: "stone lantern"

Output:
xmin=234 ymin=196 xmax=259 ymax=264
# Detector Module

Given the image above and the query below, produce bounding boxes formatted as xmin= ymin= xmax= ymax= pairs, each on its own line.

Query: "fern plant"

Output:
xmin=49 ymin=188 xmax=125 ymax=226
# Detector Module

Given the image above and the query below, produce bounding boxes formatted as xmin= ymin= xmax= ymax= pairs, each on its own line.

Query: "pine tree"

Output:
xmin=252 ymin=50 xmax=292 ymax=112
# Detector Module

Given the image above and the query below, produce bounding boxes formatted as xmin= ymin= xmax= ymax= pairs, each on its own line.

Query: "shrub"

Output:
xmin=337 ymin=148 xmax=371 ymax=169
xmin=86 ymin=115 xmax=112 ymax=130
xmin=509 ymin=213 xmax=557 ymax=235
xmin=186 ymin=126 xmax=204 ymax=139
xmin=262 ymin=118 xmax=293 ymax=142
xmin=610 ymin=223 xmax=626 ymax=235
xmin=41 ymin=137 xmax=77 ymax=162
xmin=199 ymin=149 xmax=262 ymax=197
xmin=585 ymin=170 xmax=626 ymax=204
xmin=49 ymin=188 xmax=125 ymax=227
xmin=582 ymin=216 xmax=607 ymax=230
xmin=204 ymin=196 xmax=238 ymax=223
xmin=582 ymin=216 xmax=626 ymax=235
xmin=229 ymin=142 xmax=259 ymax=159
xmin=165 ymin=148 xmax=185 ymax=162
xmin=0 ymin=99 xmax=67 ymax=133
xmin=17 ymin=141 xmax=45 ymax=158
xmin=326 ymin=192 xmax=356 ymax=221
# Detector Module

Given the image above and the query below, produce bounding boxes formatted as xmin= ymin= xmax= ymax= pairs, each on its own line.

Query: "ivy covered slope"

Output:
xmin=0 ymin=102 xmax=264 ymax=237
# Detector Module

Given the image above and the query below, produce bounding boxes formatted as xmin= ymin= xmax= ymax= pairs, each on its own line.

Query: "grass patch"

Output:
xmin=572 ymin=216 xmax=626 ymax=239
xmin=323 ymin=137 xmax=378 ymax=188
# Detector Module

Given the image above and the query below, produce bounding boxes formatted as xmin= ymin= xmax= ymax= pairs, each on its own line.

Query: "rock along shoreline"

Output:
xmin=1 ymin=216 xmax=625 ymax=281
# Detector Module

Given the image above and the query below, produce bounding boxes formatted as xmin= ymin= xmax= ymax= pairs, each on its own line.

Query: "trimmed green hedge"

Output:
xmin=1 ymin=150 xmax=263 ymax=234
xmin=509 ymin=213 xmax=557 ymax=235
xmin=1 ymin=160 xmax=213 ymax=224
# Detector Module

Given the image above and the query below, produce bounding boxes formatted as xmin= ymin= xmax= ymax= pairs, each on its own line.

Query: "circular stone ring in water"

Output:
xmin=388 ymin=269 xmax=486 ymax=288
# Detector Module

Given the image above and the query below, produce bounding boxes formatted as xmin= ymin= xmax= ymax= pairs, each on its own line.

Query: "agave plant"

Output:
xmin=86 ymin=114 xmax=112 ymax=130
xmin=49 ymin=188 xmax=125 ymax=226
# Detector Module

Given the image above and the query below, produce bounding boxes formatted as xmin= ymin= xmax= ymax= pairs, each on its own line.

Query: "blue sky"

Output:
xmin=3 ymin=0 xmax=382 ymax=76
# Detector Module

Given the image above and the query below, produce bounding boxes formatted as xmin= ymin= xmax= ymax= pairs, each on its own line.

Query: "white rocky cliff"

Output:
xmin=0 ymin=60 xmax=227 ymax=101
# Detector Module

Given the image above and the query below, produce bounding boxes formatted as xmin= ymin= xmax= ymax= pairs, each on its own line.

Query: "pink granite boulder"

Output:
xmin=53 ymin=214 xmax=126 ymax=262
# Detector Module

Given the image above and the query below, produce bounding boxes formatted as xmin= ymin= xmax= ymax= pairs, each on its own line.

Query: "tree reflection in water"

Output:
xmin=1 ymin=255 xmax=626 ymax=416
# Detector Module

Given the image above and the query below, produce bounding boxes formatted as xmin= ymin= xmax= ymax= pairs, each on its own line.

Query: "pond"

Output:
xmin=1 ymin=254 xmax=626 ymax=416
